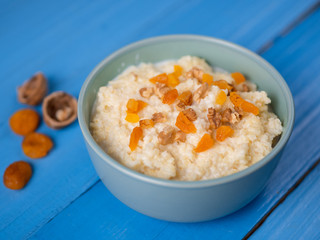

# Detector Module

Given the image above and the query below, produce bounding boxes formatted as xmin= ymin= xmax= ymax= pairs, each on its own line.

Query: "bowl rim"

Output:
xmin=78 ymin=34 xmax=295 ymax=188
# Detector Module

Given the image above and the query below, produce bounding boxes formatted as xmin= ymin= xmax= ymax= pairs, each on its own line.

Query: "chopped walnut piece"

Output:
xmin=193 ymin=82 xmax=209 ymax=103
xmin=158 ymin=126 xmax=176 ymax=145
xmin=242 ymin=83 xmax=250 ymax=92
xmin=183 ymin=108 xmax=197 ymax=121
xmin=154 ymin=82 xmax=170 ymax=98
xmin=234 ymin=106 xmax=244 ymax=116
xmin=139 ymin=87 xmax=154 ymax=98
xmin=186 ymin=67 xmax=204 ymax=82
xmin=139 ymin=119 xmax=154 ymax=129
xmin=152 ymin=112 xmax=167 ymax=123
xmin=207 ymin=107 xmax=221 ymax=129
xmin=176 ymin=101 xmax=186 ymax=111
xmin=175 ymin=130 xmax=186 ymax=142
xmin=222 ymin=108 xmax=240 ymax=124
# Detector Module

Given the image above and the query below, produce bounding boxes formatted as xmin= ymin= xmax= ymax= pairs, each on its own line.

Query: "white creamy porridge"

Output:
xmin=90 ymin=56 xmax=283 ymax=181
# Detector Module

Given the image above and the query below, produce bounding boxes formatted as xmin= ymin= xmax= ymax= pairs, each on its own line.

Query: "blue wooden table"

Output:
xmin=1 ymin=0 xmax=320 ymax=239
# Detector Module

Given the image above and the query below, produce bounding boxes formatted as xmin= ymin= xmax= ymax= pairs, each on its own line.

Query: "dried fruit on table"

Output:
xmin=216 ymin=125 xmax=234 ymax=142
xmin=9 ymin=109 xmax=40 ymax=136
xmin=178 ymin=90 xmax=193 ymax=106
xmin=129 ymin=127 xmax=143 ymax=151
xmin=139 ymin=119 xmax=154 ymax=129
xmin=231 ymin=72 xmax=246 ymax=84
xmin=18 ymin=72 xmax=48 ymax=106
xmin=216 ymin=90 xmax=227 ymax=105
xmin=3 ymin=161 xmax=32 ymax=190
xmin=125 ymin=113 xmax=140 ymax=123
xmin=212 ymin=80 xmax=233 ymax=91
xmin=174 ymin=65 xmax=183 ymax=77
xmin=22 ymin=132 xmax=53 ymax=159
xmin=149 ymin=73 xmax=168 ymax=84
xmin=230 ymin=92 xmax=259 ymax=115
xmin=175 ymin=112 xmax=197 ymax=134
xmin=42 ymin=91 xmax=77 ymax=129
xmin=202 ymin=73 xmax=214 ymax=85
xmin=194 ymin=133 xmax=214 ymax=153
xmin=162 ymin=89 xmax=178 ymax=105
xmin=167 ymin=73 xmax=180 ymax=87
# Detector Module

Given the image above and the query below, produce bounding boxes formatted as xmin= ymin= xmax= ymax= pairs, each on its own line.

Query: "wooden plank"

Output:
xmin=251 ymin=162 xmax=320 ymax=239
xmin=27 ymin=4 xmax=320 ymax=240
xmin=0 ymin=0 xmax=318 ymax=239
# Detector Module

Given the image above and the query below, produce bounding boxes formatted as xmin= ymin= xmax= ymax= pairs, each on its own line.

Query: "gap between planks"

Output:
xmin=257 ymin=0 xmax=320 ymax=54
xmin=243 ymin=157 xmax=320 ymax=240
xmin=27 ymin=2 xmax=320 ymax=239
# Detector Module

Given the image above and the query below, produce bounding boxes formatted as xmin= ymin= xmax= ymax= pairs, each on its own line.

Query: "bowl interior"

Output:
xmin=80 ymin=35 xmax=294 ymax=184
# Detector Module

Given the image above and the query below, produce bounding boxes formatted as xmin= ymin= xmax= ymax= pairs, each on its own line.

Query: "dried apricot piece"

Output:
xmin=126 ymin=99 xmax=139 ymax=113
xmin=194 ymin=134 xmax=214 ymax=153
xmin=175 ymin=112 xmax=197 ymax=134
xmin=9 ymin=109 xmax=40 ymax=136
xmin=174 ymin=65 xmax=183 ymax=77
xmin=230 ymin=92 xmax=259 ymax=115
xmin=231 ymin=72 xmax=246 ymax=84
xmin=229 ymin=92 xmax=244 ymax=107
xmin=125 ymin=113 xmax=140 ymax=123
xmin=149 ymin=73 xmax=168 ymax=85
xmin=178 ymin=90 xmax=193 ymax=106
xmin=137 ymin=100 xmax=148 ymax=112
xmin=167 ymin=73 xmax=180 ymax=87
xmin=129 ymin=127 xmax=143 ymax=151
xmin=3 ymin=161 xmax=32 ymax=190
xmin=240 ymin=101 xmax=259 ymax=115
xmin=216 ymin=90 xmax=227 ymax=105
xmin=162 ymin=89 xmax=179 ymax=105
xmin=216 ymin=126 xmax=234 ymax=142
xmin=22 ymin=133 xmax=53 ymax=159
xmin=202 ymin=73 xmax=214 ymax=85
xmin=212 ymin=80 xmax=233 ymax=90
xmin=139 ymin=119 xmax=154 ymax=129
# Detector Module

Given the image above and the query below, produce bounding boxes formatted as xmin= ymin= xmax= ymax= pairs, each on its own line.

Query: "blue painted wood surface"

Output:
xmin=0 ymin=0 xmax=319 ymax=239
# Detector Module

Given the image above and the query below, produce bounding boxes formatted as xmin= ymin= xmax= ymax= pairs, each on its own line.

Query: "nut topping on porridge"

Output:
xmin=207 ymin=108 xmax=222 ymax=129
xmin=152 ymin=112 xmax=167 ymax=123
xmin=176 ymin=101 xmax=186 ymax=111
xmin=154 ymin=82 xmax=170 ymax=98
xmin=158 ymin=126 xmax=176 ymax=145
xmin=139 ymin=119 xmax=154 ymax=129
xmin=186 ymin=67 xmax=204 ymax=81
xmin=139 ymin=87 xmax=154 ymax=98
xmin=221 ymin=108 xmax=240 ymax=124
xmin=183 ymin=108 xmax=197 ymax=121
xmin=193 ymin=82 xmax=209 ymax=103
xmin=175 ymin=130 xmax=186 ymax=143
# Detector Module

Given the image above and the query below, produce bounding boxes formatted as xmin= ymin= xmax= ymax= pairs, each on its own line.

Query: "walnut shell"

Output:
xmin=18 ymin=72 xmax=48 ymax=106
xmin=42 ymin=91 xmax=77 ymax=129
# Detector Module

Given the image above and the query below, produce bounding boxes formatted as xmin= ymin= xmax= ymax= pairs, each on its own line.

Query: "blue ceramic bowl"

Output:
xmin=78 ymin=35 xmax=294 ymax=222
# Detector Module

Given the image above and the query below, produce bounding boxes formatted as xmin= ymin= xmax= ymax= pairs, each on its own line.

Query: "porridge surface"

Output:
xmin=90 ymin=56 xmax=282 ymax=181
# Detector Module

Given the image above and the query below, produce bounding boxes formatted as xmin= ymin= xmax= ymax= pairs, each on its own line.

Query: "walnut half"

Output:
xmin=17 ymin=72 xmax=48 ymax=106
xmin=186 ymin=67 xmax=204 ymax=82
xmin=183 ymin=108 xmax=197 ymax=121
xmin=42 ymin=91 xmax=77 ymax=129
xmin=193 ymin=82 xmax=209 ymax=103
